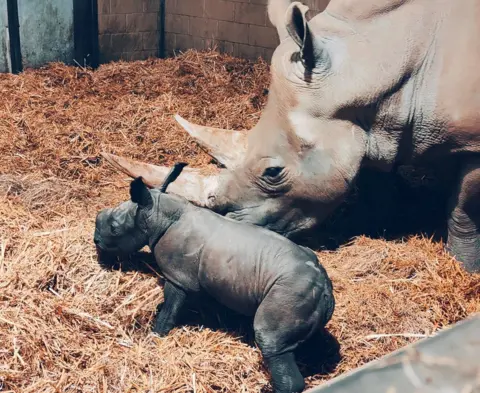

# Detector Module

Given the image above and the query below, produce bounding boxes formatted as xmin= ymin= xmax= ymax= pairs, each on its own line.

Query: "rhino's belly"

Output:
xmin=197 ymin=254 xmax=264 ymax=317
xmin=199 ymin=278 xmax=260 ymax=317
xmin=191 ymin=212 xmax=306 ymax=316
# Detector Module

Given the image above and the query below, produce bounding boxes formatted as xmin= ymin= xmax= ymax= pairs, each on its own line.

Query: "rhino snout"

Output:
xmin=93 ymin=232 xmax=101 ymax=246
xmin=93 ymin=229 xmax=107 ymax=252
xmin=207 ymin=193 xmax=216 ymax=207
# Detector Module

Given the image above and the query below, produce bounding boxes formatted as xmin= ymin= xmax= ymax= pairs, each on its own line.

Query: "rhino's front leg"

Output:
xmin=152 ymin=281 xmax=187 ymax=336
xmin=446 ymin=158 xmax=480 ymax=273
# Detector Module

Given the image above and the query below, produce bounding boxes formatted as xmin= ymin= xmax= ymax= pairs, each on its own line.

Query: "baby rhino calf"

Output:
xmin=94 ymin=164 xmax=335 ymax=393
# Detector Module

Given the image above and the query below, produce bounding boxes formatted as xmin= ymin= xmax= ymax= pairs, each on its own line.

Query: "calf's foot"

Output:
xmin=253 ymin=287 xmax=317 ymax=393
xmin=263 ymin=352 xmax=305 ymax=393
xmin=152 ymin=281 xmax=187 ymax=336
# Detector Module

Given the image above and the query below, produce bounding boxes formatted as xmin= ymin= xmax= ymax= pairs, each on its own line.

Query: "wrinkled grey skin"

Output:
xmin=94 ymin=177 xmax=335 ymax=393
xmin=209 ymin=0 xmax=480 ymax=272
xmin=107 ymin=0 xmax=480 ymax=272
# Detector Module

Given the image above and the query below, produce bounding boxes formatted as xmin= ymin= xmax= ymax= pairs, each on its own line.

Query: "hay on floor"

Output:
xmin=0 ymin=50 xmax=478 ymax=393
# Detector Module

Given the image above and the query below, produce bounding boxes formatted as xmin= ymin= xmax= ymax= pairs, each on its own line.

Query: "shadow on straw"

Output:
xmin=96 ymin=250 xmax=342 ymax=377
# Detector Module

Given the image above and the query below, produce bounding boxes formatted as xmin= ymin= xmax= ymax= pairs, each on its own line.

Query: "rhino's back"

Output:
xmin=188 ymin=207 xmax=321 ymax=316
xmin=318 ymin=0 xmax=480 ymax=158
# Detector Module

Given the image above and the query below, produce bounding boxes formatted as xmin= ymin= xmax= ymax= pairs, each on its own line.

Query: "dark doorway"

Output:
xmin=6 ymin=0 xmax=22 ymax=73
xmin=73 ymin=0 xmax=99 ymax=69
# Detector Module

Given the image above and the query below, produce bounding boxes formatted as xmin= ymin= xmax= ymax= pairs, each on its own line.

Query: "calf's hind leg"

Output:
xmin=253 ymin=285 xmax=321 ymax=393
xmin=262 ymin=352 xmax=304 ymax=393
xmin=446 ymin=157 xmax=480 ymax=273
xmin=152 ymin=281 xmax=187 ymax=336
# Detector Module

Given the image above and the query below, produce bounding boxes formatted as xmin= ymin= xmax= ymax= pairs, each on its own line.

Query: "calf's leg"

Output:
xmin=253 ymin=284 xmax=323 ymax=393
xmin=152 ymin=281 xmax=187 ymax=336
xmin=446 ymin=157 xmax=480 ymax=273
xmin=263 ymin=352 xmax=304 ymax=393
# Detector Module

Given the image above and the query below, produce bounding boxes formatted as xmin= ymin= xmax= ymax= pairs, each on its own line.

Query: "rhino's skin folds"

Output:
xmin=94 ymin=173 xmax=335 ymax=393
xmin=102 ymin=0 xmax=480 ymax=272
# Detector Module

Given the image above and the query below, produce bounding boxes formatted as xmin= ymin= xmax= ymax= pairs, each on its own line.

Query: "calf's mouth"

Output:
xmin=95 ymin=245 xmax=120 ymax=268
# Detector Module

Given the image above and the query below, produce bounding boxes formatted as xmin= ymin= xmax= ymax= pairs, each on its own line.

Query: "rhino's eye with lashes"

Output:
xmin=262 ymin=166 xmax=284 ymax=179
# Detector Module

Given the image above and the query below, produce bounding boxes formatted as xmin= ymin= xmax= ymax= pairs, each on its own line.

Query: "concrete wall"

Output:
xmin=165 ymin=0 xmax=330 ymax=61
xmin=0 ymin=2 xmax=8 ymax=72
xmin=17 ymin=0 xmax=75 ymax=69
xmin=98 ymin=0 xmax=161 ymax=63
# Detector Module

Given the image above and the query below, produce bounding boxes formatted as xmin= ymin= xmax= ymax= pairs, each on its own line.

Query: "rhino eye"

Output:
xmin=262 ymin=166 xmax=284 ymax=179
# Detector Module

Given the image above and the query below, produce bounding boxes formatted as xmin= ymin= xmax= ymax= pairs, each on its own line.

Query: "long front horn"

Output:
xmin=174 ymin=115 xmax=247 ymax=168
xmin=101 ymin=153 xmax=218 ymax=207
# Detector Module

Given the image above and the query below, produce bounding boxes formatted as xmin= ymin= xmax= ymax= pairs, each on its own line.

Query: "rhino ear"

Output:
xmin=285 ymin=2 xmax=327 ymax=70
xmin=130 ymin=177 xmax=153 ymax=208
xmin=268 ymin=0 xmax=293 ymax=41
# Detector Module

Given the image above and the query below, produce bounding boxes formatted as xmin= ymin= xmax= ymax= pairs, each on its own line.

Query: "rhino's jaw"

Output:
xmin=95 ymin=245 xmax=121 ymax=268
xmin=219 ymin=199 xmax=321 ymax=239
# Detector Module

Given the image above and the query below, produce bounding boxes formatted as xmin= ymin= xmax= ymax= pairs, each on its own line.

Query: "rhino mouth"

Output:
xmin=224 ymin=206 xmax=262 ymax=222
xmin=225 ymin=205 xmax=318 ymax=239
xmin=95 ymin=245 xmax=120 ymax=268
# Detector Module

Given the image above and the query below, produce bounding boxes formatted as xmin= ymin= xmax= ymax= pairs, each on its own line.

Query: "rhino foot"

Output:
xmin=263 ymin=352 xmax=305 ymax=393
xmin=152 ymin=281 xmax=187 ymax=336
xmin=446 ymin=232 xmax=480 ymax=273
xmin=446 ymin=158 xmax=480 ymax=273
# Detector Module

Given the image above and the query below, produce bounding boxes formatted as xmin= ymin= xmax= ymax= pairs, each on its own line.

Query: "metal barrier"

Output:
xmin=307 ymin=314 xmax=480 ymax=393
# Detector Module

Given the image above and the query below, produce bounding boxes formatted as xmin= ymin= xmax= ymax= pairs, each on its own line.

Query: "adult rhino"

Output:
xmin=102 ymin=0 xmax=480 ymax=272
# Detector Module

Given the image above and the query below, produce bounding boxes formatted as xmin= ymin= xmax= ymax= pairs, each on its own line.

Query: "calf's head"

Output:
xmin=94 ymin=163 xmax=188 ymax=261
xmin=102 ymin=1 xmax=366 ymax=239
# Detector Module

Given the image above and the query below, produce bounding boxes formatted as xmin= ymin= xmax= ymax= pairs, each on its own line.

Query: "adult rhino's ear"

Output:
xmin=268 ymin=0 xmax=293 ymax=41
xmin=285 ymin=2 xmax=328 ymax=71
xmin=130 ymin=177 xmax=153 ymax=208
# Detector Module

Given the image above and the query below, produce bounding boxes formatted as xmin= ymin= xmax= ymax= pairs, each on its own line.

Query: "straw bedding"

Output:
xmin=0 ymin=50 xmax=478 ymax=393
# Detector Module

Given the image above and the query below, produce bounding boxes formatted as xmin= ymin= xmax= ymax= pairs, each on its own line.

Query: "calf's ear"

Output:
xmin=130 ymin=177 xmax=153 ymax=208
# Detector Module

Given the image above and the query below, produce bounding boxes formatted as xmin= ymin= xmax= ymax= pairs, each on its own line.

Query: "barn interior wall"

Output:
xmin=0 ymin=0 xmax=331 ymax=72
xmin=97 ymin=0 xmax=330 ymax=63
xmin=97 ymin=0 xmax=162 ymax=63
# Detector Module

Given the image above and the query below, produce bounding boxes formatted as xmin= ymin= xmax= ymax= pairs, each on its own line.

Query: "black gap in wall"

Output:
xmin=6 ymin=0 xmax=22 ymax=73
xmin=159 ymin=0 xmax=166 ymax=58
xmin=73 ymin=0 xmax=99 ymax=69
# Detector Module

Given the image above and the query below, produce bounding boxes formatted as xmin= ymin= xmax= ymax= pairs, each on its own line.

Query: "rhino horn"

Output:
xmin=101 ymin=152 xmax=219 ymax=207
xmin=174 ymin=114 xmax=247 ymax=168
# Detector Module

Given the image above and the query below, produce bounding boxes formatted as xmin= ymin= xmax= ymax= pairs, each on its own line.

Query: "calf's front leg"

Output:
xmin=152 ymin=281 xmax=187 ymax=336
